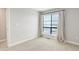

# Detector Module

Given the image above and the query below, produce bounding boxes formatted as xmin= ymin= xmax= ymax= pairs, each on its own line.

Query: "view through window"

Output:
xmin=42 ymin=12 xmax=59 ymax=36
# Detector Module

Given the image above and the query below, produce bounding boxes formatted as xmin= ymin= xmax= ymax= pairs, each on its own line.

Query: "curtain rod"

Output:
xmin=40 ymin=9 xmax=65 ymax=15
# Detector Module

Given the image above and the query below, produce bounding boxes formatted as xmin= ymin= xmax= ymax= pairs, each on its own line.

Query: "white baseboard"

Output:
xmin=8 ymin=36 xmax=37 ymax=47
xmin=66 ymin=40 xmax=79 ymax=46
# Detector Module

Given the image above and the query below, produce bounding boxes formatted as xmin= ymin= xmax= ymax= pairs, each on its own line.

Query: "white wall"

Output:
xmin=7 ymin=8 xmax=39 ymax=46
xmin=65 ymin=8 xmax=79 ymax=43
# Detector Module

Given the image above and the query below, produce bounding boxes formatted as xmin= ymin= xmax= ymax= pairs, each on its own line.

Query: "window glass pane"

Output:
xmin=52 ymin=23 xmax=58 ymax=27
xmin=43 ymin=28 xmax=50 ymax=35
xmin=43 ymin=14 xmax=51 ymax=27
xmin=52 ymin=24 xmax=58 ymax=27
xmin=43 ymin=14 xmax=51 ymax=22
xmin=44 ymin=22 xmax=50 ymax=24
xmin=44 ymin=24 xmax=51 ymax=27
xmin=52 ymin=29 xmax=58 ymax=36
xmin=52 ymin=13 xmax=59 ymax=24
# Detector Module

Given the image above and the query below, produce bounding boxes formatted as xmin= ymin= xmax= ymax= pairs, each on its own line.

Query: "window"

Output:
xmin=42 ymin=12 xmax=59 ymax=36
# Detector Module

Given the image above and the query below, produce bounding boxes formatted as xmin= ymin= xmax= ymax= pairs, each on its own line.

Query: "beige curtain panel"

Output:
xmin=57 ymin=10 xmax=65 ymax=42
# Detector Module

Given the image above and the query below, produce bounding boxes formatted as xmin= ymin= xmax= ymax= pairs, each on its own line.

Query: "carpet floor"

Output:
xmin=0 ymin=37 xmax=79 ymax=51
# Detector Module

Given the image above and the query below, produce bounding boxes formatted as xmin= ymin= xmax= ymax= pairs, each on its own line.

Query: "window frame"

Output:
xmin=42 ymin=12 xmax=59 ymax=35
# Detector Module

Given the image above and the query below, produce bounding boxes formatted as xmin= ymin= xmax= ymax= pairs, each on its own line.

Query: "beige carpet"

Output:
xmin=0 ymin=37 xmax=79 ymax=51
